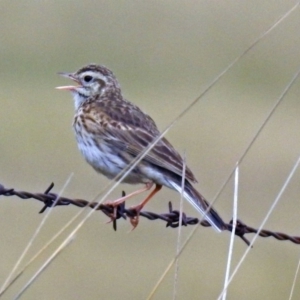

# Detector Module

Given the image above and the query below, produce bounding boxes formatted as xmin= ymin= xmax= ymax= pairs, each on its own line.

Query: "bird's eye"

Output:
xmin=83 ymin=75 xmax=93 ymax=83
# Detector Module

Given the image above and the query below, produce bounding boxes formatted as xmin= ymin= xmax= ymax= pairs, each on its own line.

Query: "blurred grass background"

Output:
xmin=1 ymin=1 xmax=300 ymax=299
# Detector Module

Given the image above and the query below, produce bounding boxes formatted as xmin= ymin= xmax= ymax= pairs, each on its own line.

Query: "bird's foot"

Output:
xmin=104 ymin=200 xmax=119 ymax=224
xmin=128 ymin=203 xmax=144 ymax=230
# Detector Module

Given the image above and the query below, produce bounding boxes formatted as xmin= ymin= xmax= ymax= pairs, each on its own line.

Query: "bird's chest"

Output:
xmin=73 ymin=116 xmax=125 ymax=178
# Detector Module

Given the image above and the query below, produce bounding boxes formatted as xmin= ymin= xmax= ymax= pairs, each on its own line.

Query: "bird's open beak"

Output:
xmin=56 ymin=72 xmax=81 ymax=91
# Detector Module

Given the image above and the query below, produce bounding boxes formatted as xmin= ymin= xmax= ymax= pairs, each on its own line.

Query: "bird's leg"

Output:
xmin=105 ymin=182 xmax=154 ymax=221
xmin=129 ymin=184 xmax=162 ymax=229
xmin=106 ymin=182 xmax=154 ymax=206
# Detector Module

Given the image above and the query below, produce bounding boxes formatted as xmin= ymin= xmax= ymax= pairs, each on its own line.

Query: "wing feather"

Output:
xmin=86 ymin=101 xmax=198 ymax=183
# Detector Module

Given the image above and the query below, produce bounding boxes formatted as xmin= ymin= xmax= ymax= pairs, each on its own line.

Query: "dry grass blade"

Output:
xmin=13 ymin=236 xmax=75 ymax=300
xmin=222 ymin=165 xmax=239 ymax=300
xmin=146 ymin=5 xmax=300 ymax=298
xmin=289 ymin=259 xmax=300 ymax=300
xmin=217 ymin=154 xmax=300 ymax=300
xmin=0 ymin=208 xmax=85 ymax=297
xmin=172 ymin=152 xmax=186 ymax=300
xmin=0 ymin=174 xmax=74 ymax=295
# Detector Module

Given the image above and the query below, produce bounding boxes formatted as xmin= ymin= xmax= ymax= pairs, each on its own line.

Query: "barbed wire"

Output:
xmin=1 ymin=182 xmax=299 ymax=246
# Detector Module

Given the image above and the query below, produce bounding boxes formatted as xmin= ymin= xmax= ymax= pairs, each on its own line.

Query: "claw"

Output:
xmin=129 ymin=217 xmax=139 ymax=230
xmin=128 ymin=204 xmax=143 ymax=230
xmin=129 ymin=214 xmax=139 ymax=230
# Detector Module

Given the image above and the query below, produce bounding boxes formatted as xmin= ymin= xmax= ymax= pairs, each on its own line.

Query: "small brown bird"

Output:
xmin=56 ymin=64 xmax=225 ymax=231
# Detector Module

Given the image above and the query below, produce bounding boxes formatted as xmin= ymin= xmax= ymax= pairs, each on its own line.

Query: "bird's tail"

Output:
xmin=169 ymin=180 xmax=225 ymax=232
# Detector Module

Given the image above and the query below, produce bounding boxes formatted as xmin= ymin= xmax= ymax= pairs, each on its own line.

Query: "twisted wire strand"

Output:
xmin=1 ymin=183 xmax=299 ymax=246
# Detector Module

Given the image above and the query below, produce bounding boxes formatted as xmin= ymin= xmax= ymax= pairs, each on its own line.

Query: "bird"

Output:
xmin=56 ymin=64 xmax=225 ymax=231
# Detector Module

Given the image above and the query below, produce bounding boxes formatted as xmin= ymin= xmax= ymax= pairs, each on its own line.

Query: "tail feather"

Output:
xmin=169 ymin=180 xmax=225 ymax=232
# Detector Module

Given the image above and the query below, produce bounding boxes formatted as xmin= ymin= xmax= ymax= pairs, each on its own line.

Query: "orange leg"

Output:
xmin=106 ymin=182 xmax=154 ymax=207
xmin=105 ymin=182 xmax=154 ymax=221
xmin=129 ymin=184 xmax=162 ymax=229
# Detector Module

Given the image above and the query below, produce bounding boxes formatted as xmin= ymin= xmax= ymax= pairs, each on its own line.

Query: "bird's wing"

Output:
xmin=86 ymin=102 xmax=197 ymax=183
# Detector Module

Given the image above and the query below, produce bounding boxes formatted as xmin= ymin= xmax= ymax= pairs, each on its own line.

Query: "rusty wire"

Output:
xmin=1 ymin=182 xmax=300 ymax=246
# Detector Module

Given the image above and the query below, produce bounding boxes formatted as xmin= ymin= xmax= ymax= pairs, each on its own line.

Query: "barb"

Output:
xmin=1 ymin=183 xmax=300 ymax=246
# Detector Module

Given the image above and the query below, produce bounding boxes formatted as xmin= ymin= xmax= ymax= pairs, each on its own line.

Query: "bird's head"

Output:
xmin=56 ymin=64 xmax=121 ymax=109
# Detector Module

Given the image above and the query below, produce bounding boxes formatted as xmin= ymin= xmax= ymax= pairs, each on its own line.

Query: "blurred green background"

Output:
xmin=1 ymin=1 xmax=300 ymax=299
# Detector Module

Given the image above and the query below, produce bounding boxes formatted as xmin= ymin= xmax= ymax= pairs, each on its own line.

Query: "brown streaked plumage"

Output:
xmin=56 ymin=64 xmax=225 ymax=231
